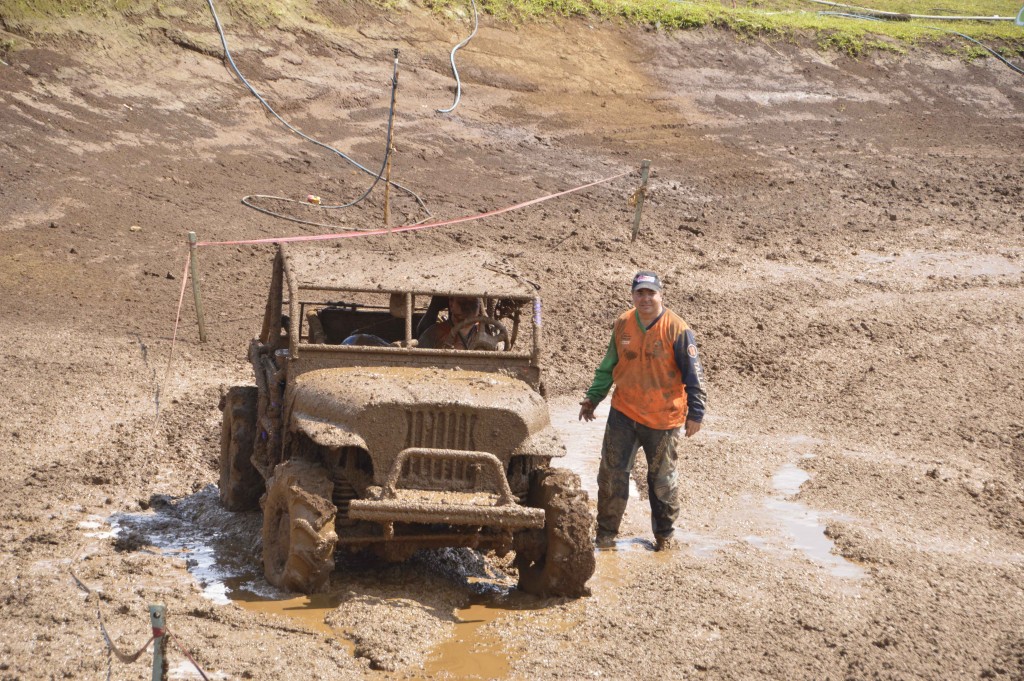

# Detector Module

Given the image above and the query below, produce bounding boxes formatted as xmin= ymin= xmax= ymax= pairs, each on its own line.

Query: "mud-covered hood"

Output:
xmin=285 ymin=367 xmax=562 ymax=478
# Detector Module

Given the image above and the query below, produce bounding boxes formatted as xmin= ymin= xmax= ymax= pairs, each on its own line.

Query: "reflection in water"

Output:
xmin=111 ymin=486 xmax=269 ymax=605
xmin=760 ymin=461 xmax=864 ymax=579
xmin=231 ymin=587 xmax=355 ymax=651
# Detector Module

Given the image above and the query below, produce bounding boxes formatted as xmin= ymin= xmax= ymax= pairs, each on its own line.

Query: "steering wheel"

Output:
xmin=446 ymin=315 xmax=511 ymax=351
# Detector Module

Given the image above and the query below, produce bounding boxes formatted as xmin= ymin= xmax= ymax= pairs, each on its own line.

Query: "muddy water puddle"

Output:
xmin=418 ymin=597 xmax=510 ymax=680
xmin=110 ymin=488 xmax=523 ymax=676
xmin=109 ymin=489 xmax=361 ymax=646
xmin=231 ymin=587 xmax=356 ymax=652
xmin=110 ymin=488 xmax=271 ymax=605
xmin=756 ymin=460 xmax=865 ymax=579
xmin=549 ymin=398 xmax=720 ymax=558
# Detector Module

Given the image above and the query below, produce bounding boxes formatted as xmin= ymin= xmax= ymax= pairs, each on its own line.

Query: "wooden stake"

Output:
xmin=187 ymin=232 xmax=207 ymax=342
xmin=630 ymin=159 xmax=652 ymax=243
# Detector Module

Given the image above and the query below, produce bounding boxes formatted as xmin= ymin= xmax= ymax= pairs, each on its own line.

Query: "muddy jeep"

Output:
xmin=218 ymin=245 xmax=595 ymax=597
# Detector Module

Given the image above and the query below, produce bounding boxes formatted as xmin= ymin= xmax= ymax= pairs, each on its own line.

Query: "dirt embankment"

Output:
xmin=1 ymin=2 xmax=1023 ymax=679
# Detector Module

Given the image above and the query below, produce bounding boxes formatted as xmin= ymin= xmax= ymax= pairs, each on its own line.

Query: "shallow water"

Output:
xmin=418 ymin=598 xmax=510 ymax=680
xmin=757 ymin=461 xmax=865 ymax=579
xmin=549 ymin=398 xmax=723 ymax=557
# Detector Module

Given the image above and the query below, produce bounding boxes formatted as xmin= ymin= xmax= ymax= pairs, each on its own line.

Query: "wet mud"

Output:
xmin=2 ymin=4 xmax=1023 ymax=679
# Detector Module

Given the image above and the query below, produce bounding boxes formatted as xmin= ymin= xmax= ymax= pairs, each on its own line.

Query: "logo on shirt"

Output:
xmin=620 ymin=332 xmax=632 ymax=347
xmin=687 ymin=344 xmax=698 ymax=358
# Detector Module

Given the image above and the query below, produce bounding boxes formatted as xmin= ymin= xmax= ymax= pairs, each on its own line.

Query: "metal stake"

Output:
xmin=630 ymin=159 xmax=652 ymax=243
xmin=149 ymin=604 xmax=168 ymax=681
xmin=383 ymin=48 xmax=399 ymax=239
xmin=187 ymin=232 xmax=207 ymax=342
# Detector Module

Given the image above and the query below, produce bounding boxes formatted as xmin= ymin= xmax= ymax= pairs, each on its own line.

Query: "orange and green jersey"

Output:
xmin=585 ymin=308 xmax=707 ymax=430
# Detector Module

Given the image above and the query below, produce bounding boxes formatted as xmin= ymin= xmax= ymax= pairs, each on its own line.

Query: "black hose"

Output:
xmin=202 ymin=0 xmax=432 ymax=222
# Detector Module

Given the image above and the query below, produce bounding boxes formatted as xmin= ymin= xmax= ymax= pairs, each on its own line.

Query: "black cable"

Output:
xmin=819 ymin=10 xmax=1024 ymax=77
xmin=202 ymin=0 xmax=432 ymax=223
xmin=240 ymin=51 xmax=408 ymax=227
xmin=925 ymin=27 xmax=1024 ymax=76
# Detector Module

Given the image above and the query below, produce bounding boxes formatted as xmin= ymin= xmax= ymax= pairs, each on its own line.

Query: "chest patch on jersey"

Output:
xmin=687 ymin=344 xmax=698 ymax=358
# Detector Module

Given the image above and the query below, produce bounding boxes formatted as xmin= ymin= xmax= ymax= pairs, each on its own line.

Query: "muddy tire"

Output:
xmin=218 ymin=386 xmax=262 ymax=511
xmin=261 ymin=459 xmax=338 ymax=594
xmin=515 ymin=467 xmax=595 ymax=598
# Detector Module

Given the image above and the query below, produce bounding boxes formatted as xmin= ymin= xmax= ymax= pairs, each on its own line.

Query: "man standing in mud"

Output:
xmin=578 ymin=271 xmax=707 ymax=551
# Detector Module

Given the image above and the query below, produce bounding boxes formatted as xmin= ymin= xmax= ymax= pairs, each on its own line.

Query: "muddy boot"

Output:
xmin=596 ymin=531 xmax=617 ymax=549
xmin=654 ymin=534 xmax=678 ymax=552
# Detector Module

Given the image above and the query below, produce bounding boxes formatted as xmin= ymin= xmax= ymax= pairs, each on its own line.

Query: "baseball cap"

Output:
xmin=631 ymin=270 xmax=662 ymax=292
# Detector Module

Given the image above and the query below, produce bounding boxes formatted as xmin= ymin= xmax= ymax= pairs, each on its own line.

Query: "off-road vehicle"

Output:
xmin=219 ymin=245 xmax=595 ymax=596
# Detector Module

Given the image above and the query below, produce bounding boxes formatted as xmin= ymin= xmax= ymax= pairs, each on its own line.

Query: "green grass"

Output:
xmin=3 ymin=0 xmax=1023 ymax=56
xmin=436 ymin=0 xmax=1024 ymax=53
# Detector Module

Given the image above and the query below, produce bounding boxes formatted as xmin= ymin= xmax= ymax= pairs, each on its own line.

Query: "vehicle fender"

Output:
xmin=292 ymin=413 xmax=368 ymax=451
xmin=512 ymin=425 xmax=566 ymax=459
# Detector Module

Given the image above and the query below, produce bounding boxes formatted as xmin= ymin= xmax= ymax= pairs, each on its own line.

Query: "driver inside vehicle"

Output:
xmin=417 ymin=296 xmax=482 ymax=350
xmin=417 ymin=296 xmax=505 ymax=350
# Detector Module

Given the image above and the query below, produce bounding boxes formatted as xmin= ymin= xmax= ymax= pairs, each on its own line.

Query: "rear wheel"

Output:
xmin=218 ymin=386 xmax=262 ymax=511
xmin=261 ymin=459 xmax=338 ymax=593
xmin=515 ymin=467 xmax=595 ymax=598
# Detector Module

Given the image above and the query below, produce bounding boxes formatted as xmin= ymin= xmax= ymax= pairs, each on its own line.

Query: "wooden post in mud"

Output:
xmin=187 ymin=231 xmax=207 ymax=343
xmin=383 ymin=48 xmax=399 ymax=240
xmin=149 ymin=604 xmax=168 ymax=681
xmin=630 ymin=159 xmax=652 ymax=243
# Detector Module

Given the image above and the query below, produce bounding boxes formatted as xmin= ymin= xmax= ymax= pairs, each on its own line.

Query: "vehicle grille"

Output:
xmin=404 ymin=409 xmax=477 ymax=450
xmin=399 ymin=452 xmax=483 ymax=492
xmin=402 ymin=410 xmax=482 ymax=491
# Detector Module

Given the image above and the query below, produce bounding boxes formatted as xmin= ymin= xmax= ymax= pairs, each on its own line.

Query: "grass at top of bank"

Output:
xmin=461 ymin=0 xmax=1024 ymax=47
xmin=2 ymin=0 xmax=1022 ymax=56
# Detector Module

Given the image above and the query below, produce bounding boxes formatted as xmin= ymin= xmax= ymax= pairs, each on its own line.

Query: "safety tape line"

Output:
xmin=72 ymin=569 xmax=212 ymax=679
xmin=195 ymin=167 xmax=635 ymax=247
xmin=167 ymin=629 xmax=212 ymax=681
xmin=152 ymin=250 xmax=193 ymax=435
xmin=71 ymin=569 xmax=157 ymax=672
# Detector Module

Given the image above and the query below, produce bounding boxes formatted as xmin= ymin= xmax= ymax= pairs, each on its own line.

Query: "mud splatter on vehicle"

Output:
xmin=220 ymin=246 xmax=594 ymax=596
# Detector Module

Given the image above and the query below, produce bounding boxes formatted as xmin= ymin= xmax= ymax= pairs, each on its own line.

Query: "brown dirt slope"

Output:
xmin=0 ymin=2 xmax=1022 ymax=679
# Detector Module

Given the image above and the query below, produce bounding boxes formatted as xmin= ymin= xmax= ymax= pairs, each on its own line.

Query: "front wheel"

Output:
xmin=261 ymin=459 xmax=338 ymax=593
xmin=515 ymin=467 xmax=595 ymax=598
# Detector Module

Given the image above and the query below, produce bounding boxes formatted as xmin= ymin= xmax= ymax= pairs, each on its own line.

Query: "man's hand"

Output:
xmin=684 ymin=419 xmax=702 ymax=438
xmin=578 ymin=399 xmax=597 ymax=422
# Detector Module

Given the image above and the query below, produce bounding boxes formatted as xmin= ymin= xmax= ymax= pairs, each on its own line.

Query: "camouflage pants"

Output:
xmin=596 ymin=407 xmax=680 ymax=539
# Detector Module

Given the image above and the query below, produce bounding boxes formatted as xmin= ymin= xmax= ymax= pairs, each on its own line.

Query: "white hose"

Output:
xmin=438 ymin=0 xmax=480 ymax=114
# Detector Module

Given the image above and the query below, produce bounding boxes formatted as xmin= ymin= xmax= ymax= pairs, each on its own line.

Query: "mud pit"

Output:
xmin=2 ymin=3 xmax=1024 ymax=679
